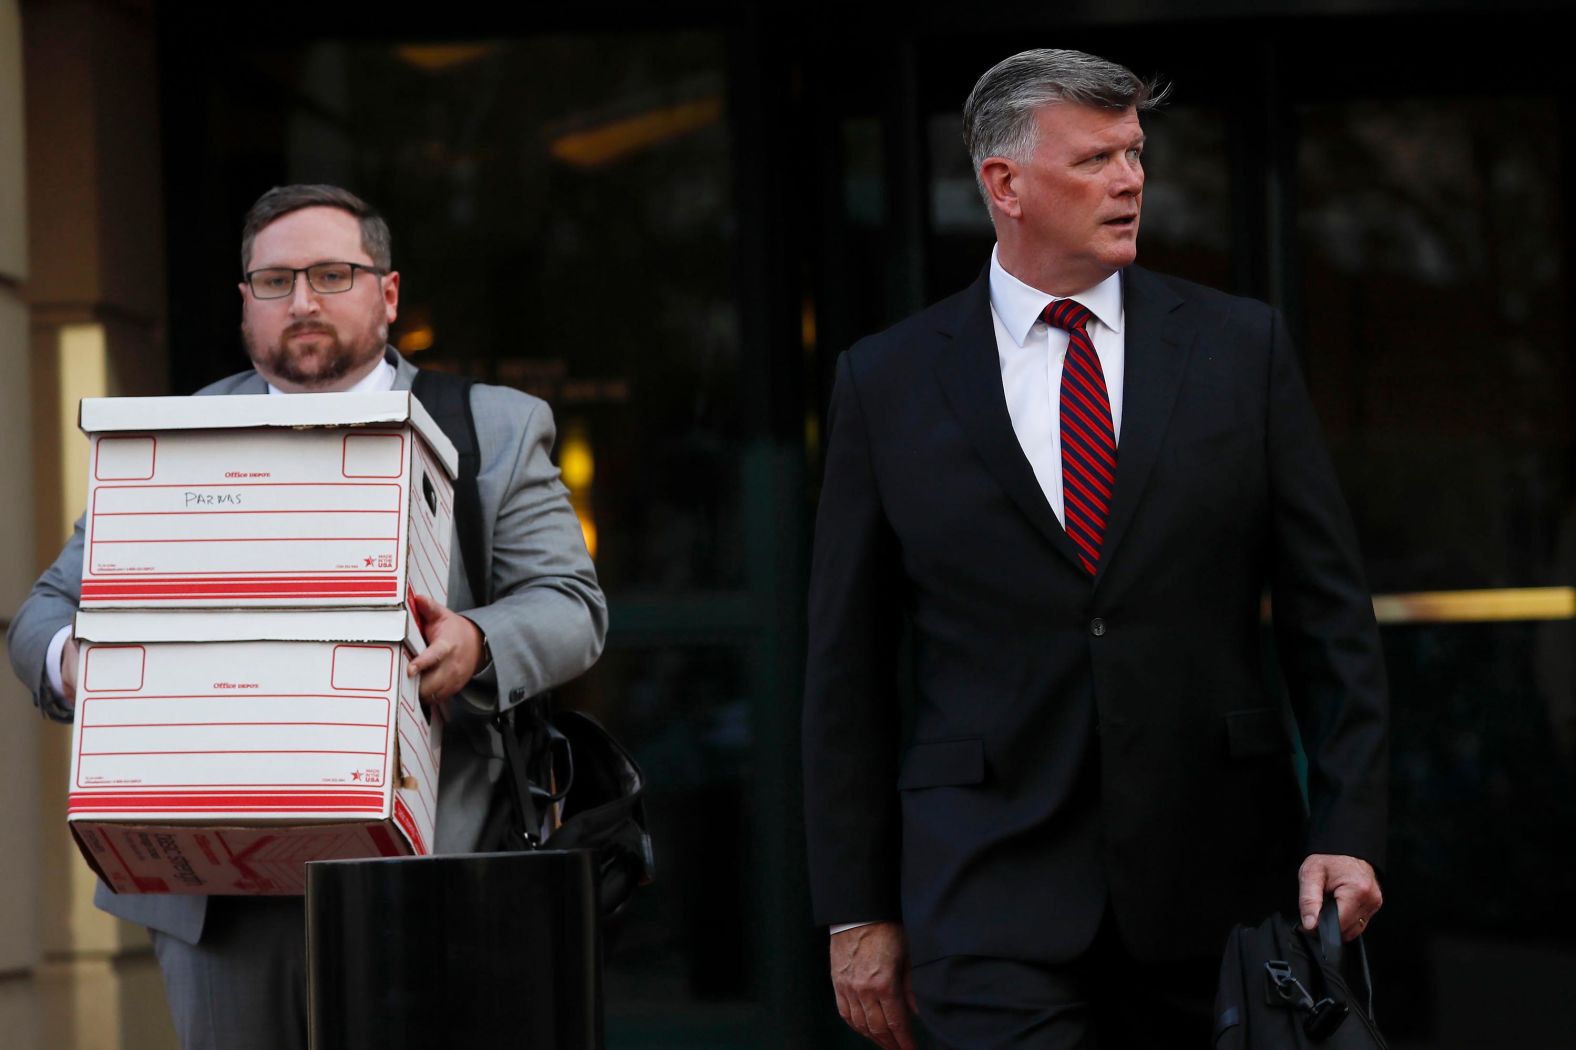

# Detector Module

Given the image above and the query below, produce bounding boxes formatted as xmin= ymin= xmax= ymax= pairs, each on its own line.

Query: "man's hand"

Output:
xmin=60 ymin=635 xmax=80 ymax=707
xmin=1299 ymin=853 xmax=1383 ymax=941
xmin=406 ymin=593 xmax=485 ymax=707
xmin=830 ymin=921 xmax=917 ymax=1050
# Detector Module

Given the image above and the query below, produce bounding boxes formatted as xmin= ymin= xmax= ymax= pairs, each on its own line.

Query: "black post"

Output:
xmin=306 ymin=850 xmax=602 ymax=1049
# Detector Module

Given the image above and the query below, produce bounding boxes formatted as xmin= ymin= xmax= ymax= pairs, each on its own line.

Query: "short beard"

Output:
xmin=243 ymin=319 xmax=387 ymax=391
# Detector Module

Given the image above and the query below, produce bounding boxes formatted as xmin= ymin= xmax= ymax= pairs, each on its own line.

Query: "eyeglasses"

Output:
xmin=244 ymin=262 xmax=387 ymax=300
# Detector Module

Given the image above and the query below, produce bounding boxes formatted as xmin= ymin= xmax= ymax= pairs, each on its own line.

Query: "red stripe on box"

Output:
xmin=92 ymin=537 xmax=399 ymax=545
xmin=69 ymin=790 xmax=385 ymax=809
xmin=68 ymin=788 xmax=386 ymax=800
xmin=367 ymin=823 xmax=405 ymax=857
xmin=88 ymin=574 xmax=392 ymax=581
xmin=80 ymin=694 xmax=389 ymax=702
xmin=68 ymin=794 xmax=384 ymax=807
xmin=82 ymin=579 xmax=398 ymax=596
xmin=93 ymin=509 xmax=401 ymax=517
xmin=80 ymin=749 xmax=388 ymax=757
xmin=81 ymin=574 xmax=398 ymax=585
xmin=86 ymin=721 xmax=391 ymax=730
xmin=69 ymin=802 xmax=384 ymax=814
xmin=392 ymin=797 xmax=427 ymax=855
xmin=94 ymin=827 xmax=141 ymax=886
xmin=69 ymin=802 xmax=386 ymax=815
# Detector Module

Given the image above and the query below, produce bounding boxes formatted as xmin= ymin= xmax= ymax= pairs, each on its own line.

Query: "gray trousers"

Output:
xmin=149 ymin=896 xmax=307 ymax=1050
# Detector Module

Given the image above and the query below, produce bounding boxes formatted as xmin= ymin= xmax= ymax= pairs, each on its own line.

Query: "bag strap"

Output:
xmin=492 ymin=696 xmax=573 ymax=848
xmin=497 ymin=706 xmax=544 ymax=847
xmin=409 ymin=369 xmax=487 ymax=606
xmin=1316 ymin=894 xmax=1380 ymax=1024
xmin=1317 ymin=895 xmax=1344 ymax=967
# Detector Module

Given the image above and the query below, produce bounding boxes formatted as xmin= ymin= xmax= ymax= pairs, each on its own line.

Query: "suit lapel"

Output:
xmin=388 ymin=345 xmax=416 ymax=390
xmin=933 ymin=271 xmax=1087 ymax=572
xmin=1095 ymin=266 xmax=1194 ymax=582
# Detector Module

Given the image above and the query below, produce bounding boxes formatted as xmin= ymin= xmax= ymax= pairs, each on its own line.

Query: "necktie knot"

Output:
xmin=1042 ymin=299 xmax=1093 ymax=333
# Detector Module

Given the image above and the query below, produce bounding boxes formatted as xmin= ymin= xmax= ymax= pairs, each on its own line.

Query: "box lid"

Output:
xmin=79 ymin=392 xmax=459 ymax=478
xmin=74 ymin=608 xmax=425 ymax=651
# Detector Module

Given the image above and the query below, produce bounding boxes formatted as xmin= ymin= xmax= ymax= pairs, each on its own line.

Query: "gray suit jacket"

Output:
xmin=7 ymin=348 xmax=608 ymax=942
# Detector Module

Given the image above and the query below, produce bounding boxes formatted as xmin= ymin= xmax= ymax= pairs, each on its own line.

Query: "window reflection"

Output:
xmin=560 ymin=646 xmax=757 ymax=1026
xmin=1375 ymin=622 xmax=1575 ymax=1045
xmin=1133 ymin=104 xmax=1230 ymax=289
xmin=1298 ymin=96 xmax=1575 ymax=1048
xmin=241 ymin=33 xmax=743 ymax=593
xmin=1297 ymin=98 xmax=1568 ymax=593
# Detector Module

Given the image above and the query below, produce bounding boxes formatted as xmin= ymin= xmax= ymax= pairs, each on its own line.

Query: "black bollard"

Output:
xmin=306 ymin=850 xmax=602 ymax=1049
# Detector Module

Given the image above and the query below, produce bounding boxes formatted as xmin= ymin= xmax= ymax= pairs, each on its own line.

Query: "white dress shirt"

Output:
xmin=44 ymin=358 xmax=399 ymax=700
xmin=829 ymin=253 xmax=1127 ymax=937
xmin=988 ymin=245 xmax=1125 ymax=525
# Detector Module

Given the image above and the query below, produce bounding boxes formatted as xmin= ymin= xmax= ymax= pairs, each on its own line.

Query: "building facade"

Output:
xmin=3 ymin=1 xmax=1573 ymax=1046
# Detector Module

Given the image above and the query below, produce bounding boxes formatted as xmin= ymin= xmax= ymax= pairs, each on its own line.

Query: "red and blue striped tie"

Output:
xmin=1043 ymin=299 xmax=1115 ymax=576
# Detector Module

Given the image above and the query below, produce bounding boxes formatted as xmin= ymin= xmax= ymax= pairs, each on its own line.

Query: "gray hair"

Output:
xmin=240 ymin=184 xmax=392 ymax=274
xmin=963 ymin=49 xmax=1168 ymax=206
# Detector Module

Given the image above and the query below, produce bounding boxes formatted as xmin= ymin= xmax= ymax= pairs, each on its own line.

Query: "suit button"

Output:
xmin=1090 ymin=618 xmax=1107 ymax=637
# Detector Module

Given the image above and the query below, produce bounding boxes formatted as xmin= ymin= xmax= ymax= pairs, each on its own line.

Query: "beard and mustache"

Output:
xmin=242 ymin=313 xmax=388 ymax=390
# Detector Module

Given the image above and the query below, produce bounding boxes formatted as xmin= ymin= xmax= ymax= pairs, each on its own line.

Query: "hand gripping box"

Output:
xmin=78 ymin=392 xmax=457 ymax=609
xmin=66 ymin=609 xmax=443 ymax=895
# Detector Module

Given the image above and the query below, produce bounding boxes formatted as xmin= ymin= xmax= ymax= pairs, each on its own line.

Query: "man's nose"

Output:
xmin=1111 ymin=156 xmax=1144 ymax=196
xmin=289 ymin=273 xmax=321 ymax=314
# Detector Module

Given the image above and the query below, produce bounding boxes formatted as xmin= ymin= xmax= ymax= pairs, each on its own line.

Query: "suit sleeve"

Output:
xmin=1263 ymin=310 xmax=1390 ymax=870
xmin=455 ymin=388 xmax=607 ymax=716
xmin=802 ymin=350 xmax=905 ymax=926
xmin=7 ymin=516 xmax=86 ymax=723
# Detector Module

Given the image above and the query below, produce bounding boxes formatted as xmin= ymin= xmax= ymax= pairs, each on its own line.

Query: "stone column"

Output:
xmin=15 ymin=1 xmax=175 ymax=1047
xmin=0 ymin=2 xmax=42 ymax=1045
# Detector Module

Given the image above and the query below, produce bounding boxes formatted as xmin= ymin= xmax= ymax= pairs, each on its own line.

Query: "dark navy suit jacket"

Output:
xmin=802 ymin=265 xmax=1388 ymax=965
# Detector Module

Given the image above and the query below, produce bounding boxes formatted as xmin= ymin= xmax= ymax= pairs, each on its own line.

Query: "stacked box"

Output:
xmin=66 ymin=393 xmax=458 ymax=895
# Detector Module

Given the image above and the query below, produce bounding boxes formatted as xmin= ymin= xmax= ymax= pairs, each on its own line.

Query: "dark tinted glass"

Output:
xmin=1297 ymin=95 xmax=1575 ymax=1045
xmin=1297 ymin=97 xmax=1569 ymax=592
xmin=559 ymin=645 xmax=759 ymax=1038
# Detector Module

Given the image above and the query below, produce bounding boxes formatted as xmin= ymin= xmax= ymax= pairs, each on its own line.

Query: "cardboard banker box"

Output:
xmin=63 ymin=392 xmax=462 ymax=894
xmin=78 ymin=392 xmax=457 ymax=609
xmin=67 ymin=609 xmax=442 ymax=895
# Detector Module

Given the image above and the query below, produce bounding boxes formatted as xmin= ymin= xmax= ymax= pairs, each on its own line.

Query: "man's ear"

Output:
xmin=980 ymin=157 xmax=1021 ymax=219
xmin=382 ymin=270 xmax=400 ymax=324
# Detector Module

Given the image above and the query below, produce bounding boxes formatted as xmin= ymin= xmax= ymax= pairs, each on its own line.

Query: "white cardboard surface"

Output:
xmin=80 ymin=392 xmax=459 ymax=476
xmin=74 ymin=608 xmax=412 ymax=644
xmin=78 ymin=395 xmax=456 ymax=609
xmin=66 ymin=621 xmax=442 ymax=895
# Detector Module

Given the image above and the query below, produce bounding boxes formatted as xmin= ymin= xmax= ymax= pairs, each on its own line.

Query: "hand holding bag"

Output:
xmin=1215 ymin=896 xmax=1389 ymax=1049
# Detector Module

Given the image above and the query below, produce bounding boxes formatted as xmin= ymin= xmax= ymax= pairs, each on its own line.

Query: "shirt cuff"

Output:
xmin=829 ymin=921 xmax=879 ymax=935
xmin=45 ymin=624 xmax=73 ymax=701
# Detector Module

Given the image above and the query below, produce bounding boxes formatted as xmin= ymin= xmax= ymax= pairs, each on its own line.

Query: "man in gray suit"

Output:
xmin=7 ymin=184 xmax=608 ymax=1050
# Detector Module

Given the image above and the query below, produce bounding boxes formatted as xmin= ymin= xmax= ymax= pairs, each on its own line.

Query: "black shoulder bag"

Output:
xmin=410 ymin=369 xmax=654 ymax=919
xmin=1215 ymin=896 xmax=1389 ymax=1049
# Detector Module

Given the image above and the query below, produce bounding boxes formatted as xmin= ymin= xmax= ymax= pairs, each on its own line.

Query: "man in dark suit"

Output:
xmin=802 ymin=49 xmax=1387 ymax=1047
